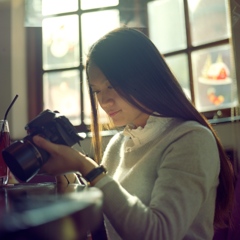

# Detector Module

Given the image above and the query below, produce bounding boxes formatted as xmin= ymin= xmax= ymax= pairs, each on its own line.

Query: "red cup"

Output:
xmin=0 ymin=120 xmax=10 ymax=185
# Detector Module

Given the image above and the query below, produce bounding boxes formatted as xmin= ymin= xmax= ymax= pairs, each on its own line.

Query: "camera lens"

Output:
xmin=2 ymin=138 xmax=49 ymax=182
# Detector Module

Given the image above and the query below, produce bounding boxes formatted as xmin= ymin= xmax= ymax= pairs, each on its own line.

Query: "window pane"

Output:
xmin=42 ymin=15 xmax=79 ymax=70
xmin=42 ymin=0 xmax=78 ymax=16
xmin=81 ymin=0 xmax=119 ymax=10
xmin=188 ymin=0 xmax=230 ymax=46
xmin=147 ymin=0 xmax=186 ymax=54
xmin=165 ymin=54 xmax=191 ymax=100
xmin=43 ymin=70 xmax=81 ymax=125
xmin=192 ymin=44 xmax=238 ymax=112
xmin=25 ymin=0 xmax=42 ymax=27
xmin=81 ymin=10 xmax=120 ymax=64
xmin=83 ymin=72 xmax=109 ymax=125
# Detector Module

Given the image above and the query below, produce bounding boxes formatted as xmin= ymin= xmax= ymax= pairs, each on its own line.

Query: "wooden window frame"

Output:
xmin=26 ymin=0 xmax=239 ymax=132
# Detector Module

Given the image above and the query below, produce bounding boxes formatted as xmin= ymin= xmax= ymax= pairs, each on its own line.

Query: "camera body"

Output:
xmin=2 ymin=110 xmax=83 ymax=182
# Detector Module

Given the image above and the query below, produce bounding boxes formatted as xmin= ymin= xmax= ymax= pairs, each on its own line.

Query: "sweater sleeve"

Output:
xmin=95 ymin=124 xmax=220 ymax=240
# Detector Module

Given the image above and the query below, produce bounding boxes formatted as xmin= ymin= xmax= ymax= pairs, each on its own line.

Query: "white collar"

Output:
xmin=123 ymin=115 xmax=173 ymax=152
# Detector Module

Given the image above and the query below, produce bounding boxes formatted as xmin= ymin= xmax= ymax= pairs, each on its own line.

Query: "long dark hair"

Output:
xmin=86 ymin=27 xmax=234 ymax=228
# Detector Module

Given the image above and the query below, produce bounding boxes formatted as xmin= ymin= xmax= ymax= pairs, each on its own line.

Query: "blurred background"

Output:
xmin=0 ymin=0 xmax=240 ymax=173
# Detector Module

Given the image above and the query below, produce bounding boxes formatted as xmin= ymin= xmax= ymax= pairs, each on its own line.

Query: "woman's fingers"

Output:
xmin=33 ymin=135 xmax=57 ymax=152
xmin=32 ymin=135 xmax=98 ymax=177
xmin=33 ymin=135 xmax=82 ymax=175
xmin=33 ymin=135 xmax=68 ymax=174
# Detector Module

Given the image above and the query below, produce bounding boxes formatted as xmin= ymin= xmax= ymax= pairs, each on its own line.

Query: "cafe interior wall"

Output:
xmin=0 ymin=0 xmax=240 ymax=175
xmin=0 ymin=0 xmax=28 ymax=140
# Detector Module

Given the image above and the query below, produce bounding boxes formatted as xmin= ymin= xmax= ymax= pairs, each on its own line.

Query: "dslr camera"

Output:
xmin=2 ymin=110 xmax=83 ymax=182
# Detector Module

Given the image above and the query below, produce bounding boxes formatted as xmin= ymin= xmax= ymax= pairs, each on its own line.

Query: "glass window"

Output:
xmin=192 ymin=44 xmax=238 ymax=112
xmin=148 ymin=0 xmax=238 ymax=117
xmin=165 ymin=54 xmax=191 ymax=100
xmin=81 ymin=10 xmax=120 ymax=64
xmin=42 ymin=0 xmax=78 ymax=16
xmin=147 ymin=0 xmax=187 ymax=54
xmin=81 ymin=0 xmax=119 ymax=10
xmin=41 ymin=8 xmax=119 ymax=127
xmin=188 ymin=0 xmax=230 ymax=46
xmin=25 ymin=0 xmax=42 ymax=27
xmin=43 ymin=70 xmax=81 ymax=125
xmin=42 ymin=15 xmax=80 ymax=70
xmin=27 ymin=0 xmax=238 ymax=132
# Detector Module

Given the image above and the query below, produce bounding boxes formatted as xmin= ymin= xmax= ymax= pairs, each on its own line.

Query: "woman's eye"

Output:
xmin=91 ymin=85 xmax=112 ymax=94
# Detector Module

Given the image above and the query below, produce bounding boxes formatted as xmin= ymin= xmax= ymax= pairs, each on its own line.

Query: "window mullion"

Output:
xmin=183 ymin=0 xmax=195 ymax=104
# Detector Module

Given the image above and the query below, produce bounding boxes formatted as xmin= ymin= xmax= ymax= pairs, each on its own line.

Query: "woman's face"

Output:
xmin=88 ymin=63 xmax=149 ymax=128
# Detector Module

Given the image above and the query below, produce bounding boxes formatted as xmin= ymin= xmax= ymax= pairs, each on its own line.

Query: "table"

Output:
xmin=0 ymin=182 xmax=105 ymax=240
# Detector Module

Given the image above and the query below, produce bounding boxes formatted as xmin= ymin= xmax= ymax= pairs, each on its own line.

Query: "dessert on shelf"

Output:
xmin=198 ymin=54 xmax=232 ymax=107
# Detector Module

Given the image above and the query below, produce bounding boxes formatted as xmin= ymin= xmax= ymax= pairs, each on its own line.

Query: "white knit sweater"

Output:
xmin=95 ymin=115 xmax=220 ymax=240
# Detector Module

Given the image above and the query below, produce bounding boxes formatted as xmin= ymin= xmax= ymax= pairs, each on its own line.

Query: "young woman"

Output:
xmin=33 ymin=27 xmax=234 ymax=239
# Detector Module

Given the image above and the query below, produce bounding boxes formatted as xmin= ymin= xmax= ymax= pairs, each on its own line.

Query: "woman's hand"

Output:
xmin=55 ymin=173 xmax=81 ymax=185
xmin=33 ymin=135 xmax=98 ymax=177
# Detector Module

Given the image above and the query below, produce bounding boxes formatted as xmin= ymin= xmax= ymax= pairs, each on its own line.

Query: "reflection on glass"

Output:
xmin=147 ymin=0 xmax=186 ymax=54
xmin=83 ymin=72 xmax=109 ymax=125
xmin=188 ymin=0 xmax=230 ymax=46
xmin=165 ymin=54 xmax=191 ymax=100
xmin=81 ymin=0 xmax=119 ymax=10
xmin=43 ymin=70 xmax=81 ymax=125
xmin=42 ymin=0 xmax=78 ymax=16
xmin=81 ymin=10 xmax=120 ymax=64
xmin=192 ymin=44 xmax=238 ymax=112
xmin=42 ymin=15 xmax=79 ymax=70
